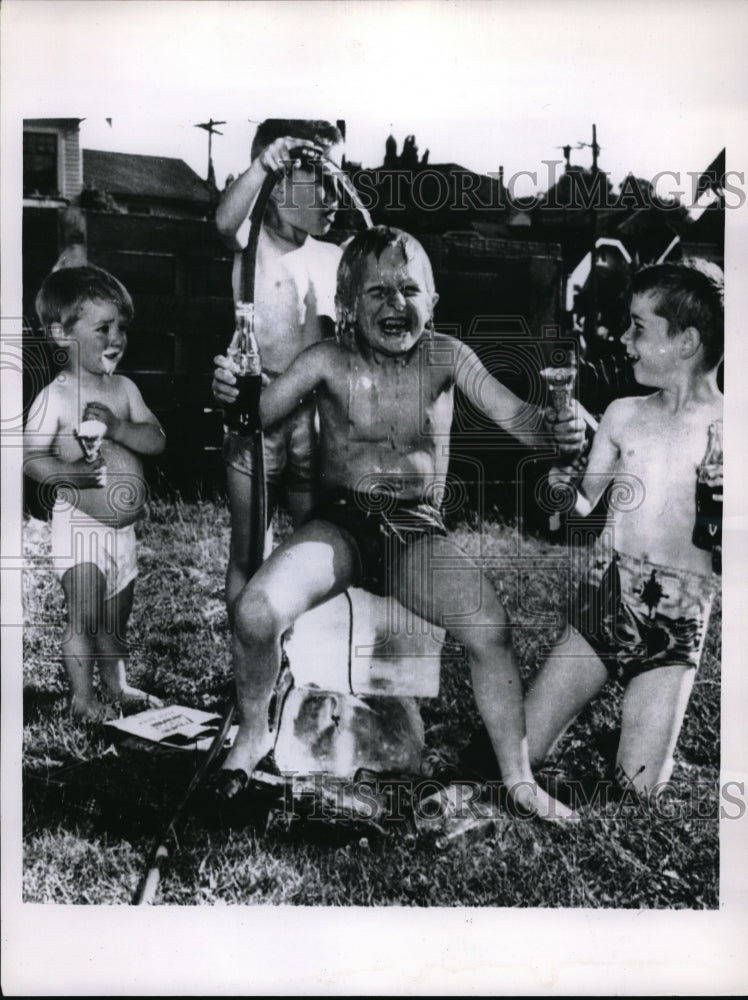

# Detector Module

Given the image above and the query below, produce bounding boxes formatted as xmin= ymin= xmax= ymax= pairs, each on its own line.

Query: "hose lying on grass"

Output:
xmin=134 ymin=150 xmax=378 ymax=904
xmin=134 ymin=168 xmax=275 ymax=906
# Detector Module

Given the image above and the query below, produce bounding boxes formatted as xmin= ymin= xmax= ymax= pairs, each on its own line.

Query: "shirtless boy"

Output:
xmin=24 ymin=266 xmax=166 ymax=719
xmin=214 ymin=119 xmax=344 ymax=617
xmin=213 ymin=226 xmax=583 ymax=818
xmin=525 ymin=262 xmax=723 ymax=795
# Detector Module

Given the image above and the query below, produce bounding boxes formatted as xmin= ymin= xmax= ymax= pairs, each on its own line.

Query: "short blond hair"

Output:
xmin=35 ymin=265 xmax=134 ymax=333
xmin=335 ymin=226 xmax=435 ymax=350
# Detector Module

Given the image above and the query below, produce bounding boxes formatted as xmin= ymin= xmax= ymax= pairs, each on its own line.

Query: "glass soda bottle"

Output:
xmin=692 ymin=418 xmax=723 ymax=573
xmin=225 ymin=301 xmax=263 ymax=434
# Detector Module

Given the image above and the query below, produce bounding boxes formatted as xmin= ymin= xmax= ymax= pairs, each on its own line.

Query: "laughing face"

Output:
xmin=58 ymin=298 xmax=128 ymax=376
xmin=621 ymin=291 xmax=683 ymax=387
xmin=354 ymin=244 xmax=438 ymax=357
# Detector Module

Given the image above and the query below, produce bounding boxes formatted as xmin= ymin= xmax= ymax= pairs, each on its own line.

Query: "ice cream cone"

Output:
xmin=540 ymin=366 xmax=576 ymax=413
xmin=75 ymin=419 xmax=106 ymax=463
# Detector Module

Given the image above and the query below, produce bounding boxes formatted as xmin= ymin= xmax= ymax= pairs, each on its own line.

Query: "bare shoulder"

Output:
xmin=115 ymin=374 xmax=144 ymax=399
xmin=40 ymin=374 xmax=73 ymax=416
xmin=305 ymin=338 xmax=345 ymax=368
xmin=429 ymin=331 xmax=470 ymax=371
xmin=600 ymin=395 xmax=648 ymax=436
xmin=25 ymin=375 xmax=70 ymax=438
xmin=288 ymin=339 xmax=347 ymax=386
xmin=432 ymin=331 xmax=462 ymax=353
xmin=313 ymin=237 xmax=343 ymax=263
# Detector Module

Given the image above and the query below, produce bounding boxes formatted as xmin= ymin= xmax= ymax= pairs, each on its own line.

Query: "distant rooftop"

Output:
xmin=83 ymin=149 xmax=214 ymax=204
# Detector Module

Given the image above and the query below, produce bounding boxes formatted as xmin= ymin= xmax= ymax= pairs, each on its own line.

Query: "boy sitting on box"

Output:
xmin=213 ymin=226 xmax=584 ymax=819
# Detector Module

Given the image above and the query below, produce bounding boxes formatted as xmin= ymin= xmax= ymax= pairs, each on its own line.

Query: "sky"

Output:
xmin=2 ymin=0 xmax=744 ymax=200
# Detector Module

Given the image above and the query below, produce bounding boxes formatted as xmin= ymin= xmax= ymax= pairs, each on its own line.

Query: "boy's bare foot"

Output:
xmin=209 ymin=768 xmax=250 ymax=802
xmin=506 ymin=780 xmax=578 ymax=822
xmin=216 ymin=733 xmax=273 ymax=800
xmin=102 ymin=685 xmax=164 ymax=713
xmin=69 ymin=697 xmax=114 ymax=723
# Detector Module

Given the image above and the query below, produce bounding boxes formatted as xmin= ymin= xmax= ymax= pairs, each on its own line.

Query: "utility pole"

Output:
xmin=587 ymin=124 xmax=600 ymax=345
xmin=195 ymin=119 xmax=226 ymax=184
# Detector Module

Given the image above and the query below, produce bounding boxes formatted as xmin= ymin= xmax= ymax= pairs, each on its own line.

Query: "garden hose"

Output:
xmin=135 ymin=151 xmax=373 ymax=904
xmin=134 ymin=170 xmax=276 ymax=905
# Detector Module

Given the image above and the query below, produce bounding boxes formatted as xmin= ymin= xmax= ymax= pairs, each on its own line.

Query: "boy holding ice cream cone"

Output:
xmin=24 ymin=265 xmax=165 ymax=719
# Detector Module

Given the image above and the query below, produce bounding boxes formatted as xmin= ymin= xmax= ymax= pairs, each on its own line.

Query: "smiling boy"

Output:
xmin=24 ymin=266 xmax=166 ymax=719
xmin=212 ymin=226 xmax=583 ymax=819
xmin=525 ymin=262 xmax=724 ymax=795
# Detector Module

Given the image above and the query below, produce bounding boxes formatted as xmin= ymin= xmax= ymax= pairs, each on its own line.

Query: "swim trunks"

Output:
xmin=307 ymin=488 xmax=448 ymax=597
xmin=570 ymin=545 xmax=715 ymax=685
xmin=50 ymin=500 xmax=138 ymax=600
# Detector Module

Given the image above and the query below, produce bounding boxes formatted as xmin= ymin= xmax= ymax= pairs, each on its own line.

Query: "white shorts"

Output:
xmin=50 ymin=502 xmax=138 ymax=600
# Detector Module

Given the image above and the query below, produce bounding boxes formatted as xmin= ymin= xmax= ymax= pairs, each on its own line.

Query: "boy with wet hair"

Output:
xmin=213 ymin=226 xmax=584 ymax=819
xmin=525 ymin=261 xmax=724 ymax=796
xmin=213 ymin=118 xmax=345 ymax=618
xmin=24 ymin=265 xmax=166 ymax=719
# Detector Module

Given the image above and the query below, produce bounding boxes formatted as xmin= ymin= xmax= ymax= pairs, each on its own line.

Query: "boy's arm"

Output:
xmin=259 ymin=342 xmax=329 ymax=430
xmin=215 ymin=136 xmax=323 ymax=248
xmin=573 ymin=400 xmax=623 ymax=516
xmin=23 ymin=386 xmax=105 ymax=489
xmin=84 ymin=379 xmax=166 ymax=456
xmin=452 ymin=340 xmax=584 ymax=453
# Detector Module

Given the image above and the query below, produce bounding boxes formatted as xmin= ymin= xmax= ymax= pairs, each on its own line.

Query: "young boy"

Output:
xmin=213 ymin=226 xmax=584 ymax=819
xmin=24 ymin=266 xmax=166 ymax=720
xmin=213 ymin=119 xmax=344 ymax=618
xmin=525 ymin=262 xmax=723 ymax=795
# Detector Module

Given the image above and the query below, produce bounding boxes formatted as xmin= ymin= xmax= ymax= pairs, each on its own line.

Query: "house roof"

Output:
xmin=83 ymin=149 xmax=214 ymax=204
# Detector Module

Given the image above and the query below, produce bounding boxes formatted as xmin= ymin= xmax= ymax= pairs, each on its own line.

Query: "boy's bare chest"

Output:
xmin=54 ymin=377 xmax=131 ymax=461
xmin=344 ymin=360 xmax=453 ymax=445
xmin=617 ymin=411 xmax=717 ymax=487
xmin=57 ymin=376 xmax=130 ymax=426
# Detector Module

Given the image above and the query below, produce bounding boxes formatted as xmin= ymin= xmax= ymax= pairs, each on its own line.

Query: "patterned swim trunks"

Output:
xmin=570 ymin=545 xmax=716 ymax=685
xmin=307 ymin=488 xmax=448 ymax=598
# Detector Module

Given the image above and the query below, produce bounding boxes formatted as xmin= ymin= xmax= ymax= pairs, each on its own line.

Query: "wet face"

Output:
xmin=621 ymin=291 xmax=682 ymax=387
xmin=354 ymin=244 xmax=438 ymax=357
xmin=273 ymin=147 xmax=341 ymax=238
xmin=58 ymin=298 xmax=128 ymax=376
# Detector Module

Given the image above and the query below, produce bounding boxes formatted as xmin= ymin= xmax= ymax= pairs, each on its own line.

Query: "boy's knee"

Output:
xmin=460 ymin=616 xmax=512 ymax=657
xmin=234 ymin=586 xmax=282 ymax=648
xmin=63 ymin=566 xmax=107 ymax=635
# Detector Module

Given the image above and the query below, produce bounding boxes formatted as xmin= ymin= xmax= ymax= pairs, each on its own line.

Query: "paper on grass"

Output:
xmin=103 ymin=705 xmax=236 ymax=751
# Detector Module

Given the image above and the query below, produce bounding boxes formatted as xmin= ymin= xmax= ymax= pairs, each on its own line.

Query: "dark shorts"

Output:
xmin=307 ymin=489 xmax=448 ymax=597
xmin=571 ymin=546 xmax=715 ymax=685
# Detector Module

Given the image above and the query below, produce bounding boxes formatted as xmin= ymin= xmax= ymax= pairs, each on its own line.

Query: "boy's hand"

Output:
xmin=212 ymin=354 xmax=238 ymax=406
xmin=62 ymin=456 xmax=107 ymax=489
xmin=212 ymin=354 xmax=271 ymax=406
xmin=83 ymin=401 xmax=121 ymax=440
xmin=258 ymin=136 xmax=327 ymax=176
xmin=545 ymin=403 xmax=585 ymax=455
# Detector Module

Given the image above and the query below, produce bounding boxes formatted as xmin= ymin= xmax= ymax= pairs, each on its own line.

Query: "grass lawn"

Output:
xmin=21 ymin=497 xmax=721 ymax=907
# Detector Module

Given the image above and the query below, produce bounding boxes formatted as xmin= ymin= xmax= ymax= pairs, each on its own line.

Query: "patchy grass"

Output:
xmin=22 ymin=498 xmax=721 ymax=907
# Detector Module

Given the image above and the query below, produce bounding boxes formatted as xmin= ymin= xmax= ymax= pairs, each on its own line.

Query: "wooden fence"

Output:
xmin=23 ymin=208 xmax=566 ymax=514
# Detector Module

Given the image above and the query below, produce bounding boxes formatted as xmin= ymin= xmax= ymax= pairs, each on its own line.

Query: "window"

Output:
xmin=24 ymin=132 xmax=59 ymax=197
